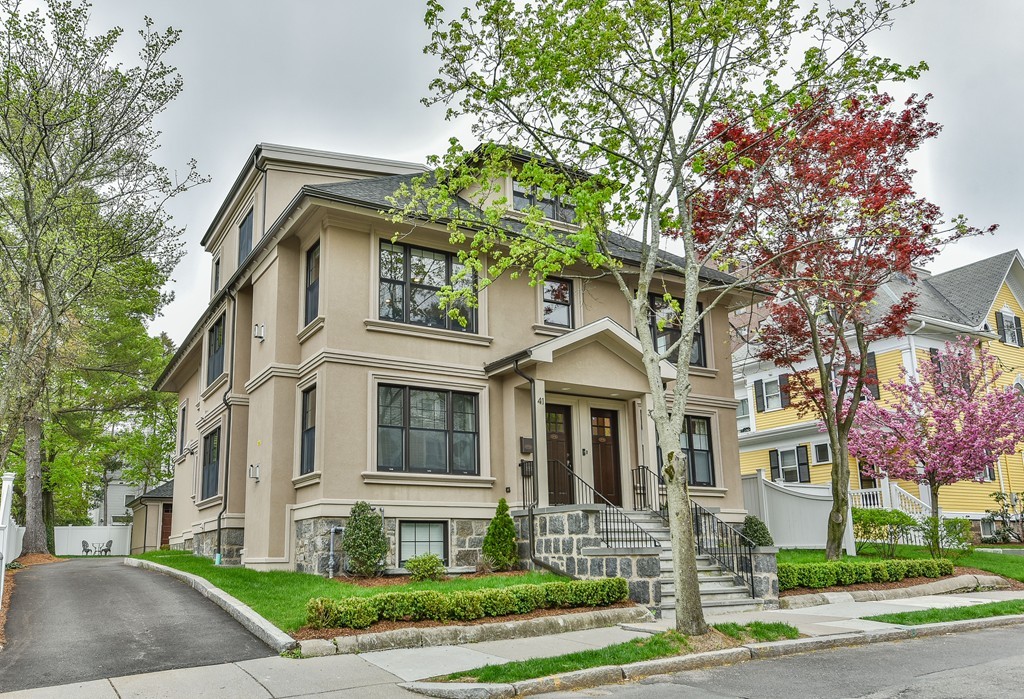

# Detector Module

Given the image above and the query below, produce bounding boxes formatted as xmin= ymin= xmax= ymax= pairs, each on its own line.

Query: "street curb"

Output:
xmin=124 ymin=558 xmax=296 ymax=653
xmin=780 ymin=574 xmax=1010 ymax=609
xmin=400 ymin=615 xmax=1024 ymax=697
xmin=323 ymin=605 xmax=654 ymax=655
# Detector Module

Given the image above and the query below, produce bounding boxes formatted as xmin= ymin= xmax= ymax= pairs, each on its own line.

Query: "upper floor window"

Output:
xmin=512 ymin=180 xmax=576 ymax=223
xmin=379 ymin=241 xmax=475 ymax=333
xmin=178 ymin=403 xmax=188 ymax=455
xmin=736 ymin=397 xmax=750 ymax=433
xmin=769 ymin=445 xmax=809 ymax=483
xmin=543 ymin=277 xmax=573 ymax=328
xmin=300 ymin=385 xmax=317 ymax=475
xmin=813 ymin=442 xmax=831 ymax=464
xmin=648 ymin=295 xmax=706 ymax=367
xmin=305 ymin=242 xmax=320 ymax=326
xmin=206 ymin=314 xmax=226 ymax=385
xmin=238 ymin=208 xmax=254 ymax=266
xmin=998 ymin=309 xmax=1021 ymax=346
xmin=680 ymin=416 xmax=714 ymax=487
xmin=754 ymin=375 xmax=789 ymax=412
xmin=201 ymin=428 xmax=221 ymax=500
xmin=376 ymin=384 xmax=479 ymax=475
xmin=212 ymin=258 xmax=221 ymax=294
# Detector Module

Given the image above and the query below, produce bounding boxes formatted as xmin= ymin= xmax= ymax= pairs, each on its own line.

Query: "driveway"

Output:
xmin=0 ymin=557 xmax=274 ymax=693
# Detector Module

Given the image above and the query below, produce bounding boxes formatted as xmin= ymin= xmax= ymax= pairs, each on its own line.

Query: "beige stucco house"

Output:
xmin=156 ymin=144 xmax=753 ymax=590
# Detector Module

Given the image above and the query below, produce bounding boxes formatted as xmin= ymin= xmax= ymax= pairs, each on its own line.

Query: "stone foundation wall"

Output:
xmin=191 ymin=528 xmax=244 ymax=565
xmin=292 ymin=516 xmax=491 ymax=575
xmin=513 ymin=507 xmax=661 ymax=607
xmin=744 ymin=546 xmax=780 ymax=607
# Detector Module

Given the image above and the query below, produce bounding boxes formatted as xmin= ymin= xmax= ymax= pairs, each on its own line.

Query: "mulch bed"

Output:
xmin=0 ymin=553 xmax=66 ymax=646
xmin=779 ymin=566 xmax=1024 ymax=597
xmin=292 ymin=600 xmax=636 ymax=641
xmin=330 ymin=570 xmax=533 ymax=587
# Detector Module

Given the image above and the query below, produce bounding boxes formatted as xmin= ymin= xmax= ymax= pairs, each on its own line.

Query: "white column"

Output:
xmin=881 ymin=475 xmax=892 ymax=509
xmin=533 ymin=379 xmax=548 ymax=508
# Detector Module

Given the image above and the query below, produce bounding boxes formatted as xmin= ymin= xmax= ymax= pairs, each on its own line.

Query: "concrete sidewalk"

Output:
xmin=6 ymin=590 xmax=1024 ymax=698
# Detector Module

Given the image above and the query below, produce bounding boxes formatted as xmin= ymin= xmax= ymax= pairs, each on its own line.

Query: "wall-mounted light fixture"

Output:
xmin=253 ymin=323 xmax=266 ymax=342
xmin=247 ymin=463 xmax=260 ymax=482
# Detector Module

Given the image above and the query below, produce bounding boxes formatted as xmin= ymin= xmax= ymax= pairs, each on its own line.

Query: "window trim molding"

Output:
xmin=363 ymin=318 xmax=493 ymax=346
xmin=294 ymin=371 xmax=322 ymax=479
xmin=539 ymin=276 xmax=576 ymax=329
xmin=299 ymin=383 xmax=318 ymax=477
xmin=646 ymin=294 xmax=710 ymax=369
xmin=368 ymin=372 xmax=491 ymax=481
xmin=237 ymin=207 xmax=254 ymax=267
xmin=398 ymin=519 xmax=450 ymax=567
xmin=200 ymin=426 xmax=223 ymax=502
xmin=304 ymin=239 xmax=321 ymax=328
xmin=812 ymin=442 xmax=831 ymax=465
xmin=762 ymin=378 xmax=782 ymax=412
xmin=204 ymin=313 xmax=227 ymax=389
xmin=377 ymin=239 xmax=478 ymax=333
xmin=177 ymin=399 xmax=189 ymax=456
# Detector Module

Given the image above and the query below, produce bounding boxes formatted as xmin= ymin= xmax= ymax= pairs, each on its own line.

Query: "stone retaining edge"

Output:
xmin=400 ymin=614 xmax=1024 ymax=698
xmin=124 ymin=558 xmax=297 ymax=653
xmin=779 ymin=574 xmax=1010 ymax=609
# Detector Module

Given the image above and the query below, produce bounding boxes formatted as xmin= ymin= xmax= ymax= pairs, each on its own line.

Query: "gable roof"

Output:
xmin=923 ymin=250 xmax=1019 ymax=327
xmin=133 ymin=480 xmax=174 ymax=502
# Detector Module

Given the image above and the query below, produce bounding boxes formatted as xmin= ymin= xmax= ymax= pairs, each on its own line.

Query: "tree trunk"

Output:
xmin=825 ymin=437 xmax=852 ymax=560
xmin=21 ymin=413 xmax=49 ymax=554
xmin=665 ymin=451 xmax=709 ymax=636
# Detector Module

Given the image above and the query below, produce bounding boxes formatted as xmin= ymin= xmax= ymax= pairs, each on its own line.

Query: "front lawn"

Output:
xmin=133 ymin=550 xmax=564 ymax=632
xmin=864 ymin=599 xmax=1024 ymax=625
xmin=777 ymin=545 xmax=1024 ymax=583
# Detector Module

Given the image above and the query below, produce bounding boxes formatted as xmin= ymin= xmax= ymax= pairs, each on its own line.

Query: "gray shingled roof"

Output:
xmin=138 ymin=480 xmax=174 ymax=500
xmin=923 ymin=250 xmax=1018 ymax=327
xmin=306 ymin=176 xmax=740 ymax=287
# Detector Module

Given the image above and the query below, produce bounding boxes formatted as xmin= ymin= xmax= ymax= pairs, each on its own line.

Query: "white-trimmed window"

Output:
xmin=124 ymin=494 xmax=135 ymax=508
xmin=769 ymin=445 xmax=810 ymax=483
xmin=399 ymin=521 xmax=447 ymax=565
xmin=813 ymin=443 xmax=831 ymax=464
xmin=763 ymin=379 xmax=782 ymax=411
xmin=736 ymin=398 xmax=750 ymax=432
xmin=999 ymin=308 xmax=1022 ymax=346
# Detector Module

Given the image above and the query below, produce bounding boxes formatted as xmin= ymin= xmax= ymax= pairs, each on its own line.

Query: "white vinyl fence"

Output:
xmin=54 ymin=525 xmax=132 ymax=556
xmin=742 ymin=469 xmax=856 ymax=554
xmin=0 ymin=472 xmax=21 ymax=612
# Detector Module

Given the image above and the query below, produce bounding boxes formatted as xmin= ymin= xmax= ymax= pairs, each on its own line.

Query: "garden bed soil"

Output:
xmin=292 ymin=600 xmax=637 ymax=641
xmin=0 ymin=554 xmax=65 ymax=646
xmin=779 ymin=566 xmax=1024 ymax=597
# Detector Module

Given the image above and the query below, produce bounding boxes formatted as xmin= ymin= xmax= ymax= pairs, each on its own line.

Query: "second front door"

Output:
xmin=591 ymin=408 xmax=622 ymax=506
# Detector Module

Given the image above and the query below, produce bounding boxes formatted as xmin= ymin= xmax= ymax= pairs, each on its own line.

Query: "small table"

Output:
xmin=92 ymin=542 xmax=104 ymax=555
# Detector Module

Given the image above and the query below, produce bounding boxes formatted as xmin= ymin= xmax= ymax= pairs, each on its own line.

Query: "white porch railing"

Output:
xmin=891 ymin=484 xmax=932 ymax=516
xmin=850 ymin=488 xmax=885 ymax=509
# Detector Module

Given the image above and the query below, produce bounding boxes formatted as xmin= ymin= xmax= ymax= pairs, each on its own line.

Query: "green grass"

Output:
xmin=777 ymin=545 xmax=1024 ymax=583
xmin=440 ymin=623 xmax=800 ymax=684
xmin=864 ymin=599 xmax=1024 ymax=625
xmin=132 ymin=549 xmax=564 ymax=632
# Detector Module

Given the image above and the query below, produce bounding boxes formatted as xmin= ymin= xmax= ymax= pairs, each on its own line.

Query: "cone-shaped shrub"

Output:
xmin=482 ymin=498 xmax=519 ymax=571
xmin=343 ymin=501 xmax=389 ymax=577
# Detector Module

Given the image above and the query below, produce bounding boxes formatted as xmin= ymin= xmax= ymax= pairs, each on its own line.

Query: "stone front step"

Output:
xmin=661 ymin=598 xmax=766 ymax=615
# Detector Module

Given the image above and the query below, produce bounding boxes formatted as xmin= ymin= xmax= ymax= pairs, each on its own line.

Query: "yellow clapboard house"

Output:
xmin=733 ymin=249 xmax=1024 ymax=538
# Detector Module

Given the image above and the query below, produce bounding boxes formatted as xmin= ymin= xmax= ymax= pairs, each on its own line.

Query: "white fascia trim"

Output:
xmin=738 ymin=421 xmax=821 ymax=447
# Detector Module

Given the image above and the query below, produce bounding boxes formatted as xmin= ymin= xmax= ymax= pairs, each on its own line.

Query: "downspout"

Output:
xmin=512 ymin=359 xmax=570 ymax=578
xmin=216 ymin=285 xmax=238 ymax=565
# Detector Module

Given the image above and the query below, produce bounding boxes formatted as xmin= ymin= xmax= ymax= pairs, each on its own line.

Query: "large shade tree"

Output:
xmin=695 ymin=93 xmax=985 ymax=559
xmin=0 ymin=0 xmax=202 ymax=553
xmin=391 ymin=0 xmax=923 ymax=633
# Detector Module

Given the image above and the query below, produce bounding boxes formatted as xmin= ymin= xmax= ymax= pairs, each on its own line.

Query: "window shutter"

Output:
xmin=929 ymin=347 xmax=939 ymax=365
xmin=797 ymin=445 xmax=811 ymax=483
xmin=754 ymin=380 xmax=765 ymax=413
xmin=769 ymin=449 xmax=780 ymax=481
xmin=996 ymin=313 xmax=1007 ymax=342
xmin=1015 ymin=316 xmax=1022 ymax=345
xmin=779 ymin=374 xmax=791 ymax=408
xmin=865 ymin=352 xmax=880 ymax=400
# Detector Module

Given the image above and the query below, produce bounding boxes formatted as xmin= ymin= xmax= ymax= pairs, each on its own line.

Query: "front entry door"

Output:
xmin=160 ymin=503 xmax=173 ymax=548
xmin=591 ymin=408 xmax=622 ymax=506
xmin=546 ymin=404 xmax=574 ymax=505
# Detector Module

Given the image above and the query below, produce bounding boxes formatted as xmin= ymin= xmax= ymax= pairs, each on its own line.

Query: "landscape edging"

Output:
xmin=400 ymin=614 xmax=1024 ymax=698
xmin=779 ymin=574 xmax=1009 ymax=609
xmin=124 ymin=557 xmax=297 ymax=653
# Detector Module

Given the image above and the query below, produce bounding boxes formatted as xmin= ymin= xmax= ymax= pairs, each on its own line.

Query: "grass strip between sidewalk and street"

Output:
xmin=438 ymin=623 xmax=799 ymax=684
xmin=132 ymin=550 xmax=563 ymax=632
xmin=777 ymin=545 xmax=1024 ymax=583
xmin=864 ymin=599 xmax=1024 ymax=625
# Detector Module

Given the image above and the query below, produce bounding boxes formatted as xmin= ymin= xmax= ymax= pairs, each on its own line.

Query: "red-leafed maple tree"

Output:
xmin=695 ymin=93 xmax=990 ymax=559
xmin=849 ymin=337 xmax=1024 ymax=518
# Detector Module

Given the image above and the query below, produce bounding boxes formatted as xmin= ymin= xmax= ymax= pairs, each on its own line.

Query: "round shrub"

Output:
xmin=739 ymin=515 xmax=774 ymax=547
xmin=482 ymin=498 xmax=519 ymax=571
xmin=343 ymin=501 xmax=389 ymax=577
xmin=406 ymin=552 xmax=446 ymax=582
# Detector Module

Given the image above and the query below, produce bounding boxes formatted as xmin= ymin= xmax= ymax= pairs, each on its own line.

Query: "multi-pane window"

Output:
xmin=178 ymin=403 xmax=187 ymax=455
xmin=679 ymin=416 xmax=714 ymax=487
xmin=238 ymin=208 xmax=254 ymax=266
xmin=648 ymin=295 xmax=706 ymax=367
xmin=212 ymin=258 xmax=221 ymax=293
xmin=763 ymin=378 xmax=782 ymax=410
xmin=399 ymin=521 xmax=447 ymax=565
xmin=999 ymin=310 xmax=1021 ymax=346
xmin=300 ymin=385 xmax=317 ymax=475
xmin=379 ymin=242 xmax=475 ymax=332
xmin=736 ymin=398 xmax=750 ymax=432
xmin=377 ymin=385 xmax=479 ymax=475
xmin=542 ymin=277 xmax=573 ymax=328
xmin=305 ymin=242 xmax=320 ymax=326
xmin=206 ymin=315 xmax=226 ymax=385
xmin=512 ymin=180 xmax=575 ymax=223
xmin=770 ymin=445 xmax=810 ymax=483
xmin=201 ymin=428 xmax=221 ymax=500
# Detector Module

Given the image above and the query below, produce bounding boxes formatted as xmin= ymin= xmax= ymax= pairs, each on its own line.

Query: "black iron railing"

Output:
xmin=633 ymin=465 xmax=757 ymax=597
xmin=691 ymin=499 xmax=756 ymax=597
xmin=543 ymin=459 xmax=661 ymax=549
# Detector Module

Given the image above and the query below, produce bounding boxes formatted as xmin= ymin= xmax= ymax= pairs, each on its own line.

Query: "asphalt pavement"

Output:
xmin=0 ymin=557 xmax=274 ymax=693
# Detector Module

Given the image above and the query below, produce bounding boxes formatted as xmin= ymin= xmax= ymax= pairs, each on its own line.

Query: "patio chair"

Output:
xmin=81 ymin=540 xmax=91 ymax=555
xmin=100 ymin=539 xmax=113 ymax=555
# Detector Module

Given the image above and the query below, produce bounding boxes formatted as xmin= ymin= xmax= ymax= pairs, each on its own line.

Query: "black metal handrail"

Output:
xmin=632 ymin=465 xmax=668 ymax=523
xmin=691 ymin=499 xmax=757 ymax=598
xmin=547 ymin=459 xmax=662 ymax=549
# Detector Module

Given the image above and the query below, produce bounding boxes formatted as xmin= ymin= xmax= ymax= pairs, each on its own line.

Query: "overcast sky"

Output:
xmin=84 ymin=0 xmax=1024 ymax=345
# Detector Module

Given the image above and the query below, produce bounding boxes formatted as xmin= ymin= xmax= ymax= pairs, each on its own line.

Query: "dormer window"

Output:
xmin=512 ymin=180 xmax=575 ymax=223
xmin=997 ymin=308 xmax=1022 ymax=346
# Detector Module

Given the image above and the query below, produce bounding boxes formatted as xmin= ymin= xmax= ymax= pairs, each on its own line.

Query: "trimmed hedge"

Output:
xmin=306 ymin=577 xmax=629 ymax=629
xmin=778 ymin=558 xmax=954 ymax=591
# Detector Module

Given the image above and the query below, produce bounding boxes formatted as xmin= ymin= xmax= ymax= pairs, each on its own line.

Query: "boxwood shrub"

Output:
xmin=306 ymin=577 xmax=629 ymax=629
xmin=778 ymin=558 xmax=954 ymax=591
